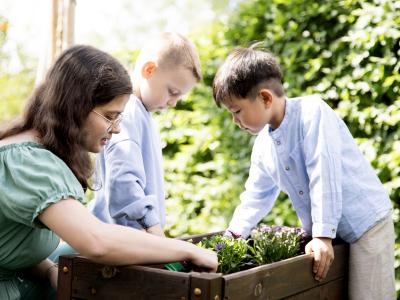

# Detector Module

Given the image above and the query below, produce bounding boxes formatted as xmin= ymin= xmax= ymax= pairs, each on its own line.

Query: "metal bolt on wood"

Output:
xmin=101 ymin=266 xmax=118 ymax=278
xmin=62 ymin=266 xmax=69 ymax=273
xmin=194 ymin=287 xmax=202 ymax=296
xmin=91 ymin=287 xmax=96 ymax=295
xmin=214 ymin=295 xmax=220 ymax=300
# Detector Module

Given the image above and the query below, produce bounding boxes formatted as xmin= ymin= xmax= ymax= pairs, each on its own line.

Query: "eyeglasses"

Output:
xmin=92 ymin=110 xmax=123 ymax=133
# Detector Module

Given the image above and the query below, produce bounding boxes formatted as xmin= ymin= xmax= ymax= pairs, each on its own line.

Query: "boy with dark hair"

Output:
xmin=213 ymin=46 xmax=395 ymax=300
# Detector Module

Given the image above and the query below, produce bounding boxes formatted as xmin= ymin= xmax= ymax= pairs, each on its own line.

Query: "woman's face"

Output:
xmin=82 ymin=94 xmax=130 ymax=153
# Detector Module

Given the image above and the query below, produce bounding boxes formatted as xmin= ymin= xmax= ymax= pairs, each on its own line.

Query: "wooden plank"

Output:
xmin=69 ymin=256 xmax=191 ymax=300
xmin=57 ymin=255 xmax=74 ymax=300
xmin=319 ymin=278 xmax=347 ymax=300
xmin=286 ymin=278 xmax=347 ymax=300
xmin=181 ymin=231 xmax=224 ymax=244
xmin=190 ymin=272 xmax=223 ymax=300
xmin=223 ymin=244 xmax=348 ymax=300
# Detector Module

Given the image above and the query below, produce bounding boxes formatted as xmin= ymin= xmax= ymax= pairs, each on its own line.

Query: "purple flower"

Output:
xmin=272 ymin=226 xmax=282 ymax=232
xmin=214 ymin=242 xmax=226 ymax=252
xmin=260 ymin=225 xmax=272 ymax=233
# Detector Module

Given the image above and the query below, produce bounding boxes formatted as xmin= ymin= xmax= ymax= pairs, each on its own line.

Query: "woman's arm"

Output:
xmin=146 ymin=224 xmax=165 ymax=237
xmin=38 ymin=199 xmax=217 ymax=271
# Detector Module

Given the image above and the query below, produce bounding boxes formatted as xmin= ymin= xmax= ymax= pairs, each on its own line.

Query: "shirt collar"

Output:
xmin=268 ymin=97 xmax=291 ymax=137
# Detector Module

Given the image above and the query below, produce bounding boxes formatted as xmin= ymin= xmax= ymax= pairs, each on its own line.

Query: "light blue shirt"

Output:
xmin=228 ymin=95 xmax=392 ymax=243
xmin=90 ymin=96 xmax=166 ymax=229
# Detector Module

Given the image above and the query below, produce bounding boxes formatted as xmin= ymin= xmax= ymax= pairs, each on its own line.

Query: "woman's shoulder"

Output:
xmin=0 ymin=139 xmax=85 ymax=228
xmin=0 ymin=137 xmax=84 ymax=208
xmin=0 ymin=136 xmax=77 ymax=185
xmin=0 ymin=140 xmax=53 ymax=164
xmin=0 ymin=141 xmax=46 ymax=163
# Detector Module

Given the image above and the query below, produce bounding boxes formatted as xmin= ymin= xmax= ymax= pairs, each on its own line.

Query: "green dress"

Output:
xmin=0 ymin=142 xmax=85 ymax=300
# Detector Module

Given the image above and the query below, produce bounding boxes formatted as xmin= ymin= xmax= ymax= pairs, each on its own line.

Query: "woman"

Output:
xmin=0 ymin=45 xmax=218 ymax=300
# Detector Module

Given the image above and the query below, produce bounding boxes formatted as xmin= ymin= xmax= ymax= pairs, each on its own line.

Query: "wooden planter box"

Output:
xmin=57 ymin=232 xmax=348 ymax=300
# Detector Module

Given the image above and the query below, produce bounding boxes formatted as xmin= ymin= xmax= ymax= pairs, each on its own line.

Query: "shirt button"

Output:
xmin=285 ymin=166 xmax=290 ymax=171
xmin=276 ymin=140 xmax=281 ymax=145
xmin=299 ymin=190 xmax=304 ymax=195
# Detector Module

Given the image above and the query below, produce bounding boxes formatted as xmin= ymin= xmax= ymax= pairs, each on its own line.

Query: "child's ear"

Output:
xmin=259 ymin=89 xmax=273 ymax=108
xmin=141 ymin=61 xmax=157 ymax=78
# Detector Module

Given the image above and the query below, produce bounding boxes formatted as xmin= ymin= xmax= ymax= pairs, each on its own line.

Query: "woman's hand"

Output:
xmin=26 ymin=259 xmax=58 ymax=290
xmin=188 ymin=244 xmax=219 ymax=272
xmin=305 ymin=237 xmax=334 ymax=281
xmin=46 ymin=264 xmax=59 ymax=290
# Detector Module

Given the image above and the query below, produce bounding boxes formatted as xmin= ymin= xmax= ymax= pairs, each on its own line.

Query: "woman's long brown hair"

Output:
xmin=0 ymin=45 xmax=132 ymax=190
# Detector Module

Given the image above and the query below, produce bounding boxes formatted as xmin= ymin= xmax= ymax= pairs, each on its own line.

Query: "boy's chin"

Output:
xmin=242 ymin=127 xmax=259 ymax=135
xmin=149 ymin=106 xmax=168 ymax=112
xmin=248 ymin=130 xmax=259 ymax=136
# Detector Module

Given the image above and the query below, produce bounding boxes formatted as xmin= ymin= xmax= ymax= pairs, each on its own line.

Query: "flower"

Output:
xmin=214 ymin=242 xmax=226 ymax=252
xmin=259 ymin=224 xmax=272 ymax=233
xmin=196 ymin=225 xmax=306 ymax=274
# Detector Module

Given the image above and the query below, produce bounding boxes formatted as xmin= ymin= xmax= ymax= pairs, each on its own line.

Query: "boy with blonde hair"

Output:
xmin=90 ymin=32 xmax=202 ymax=236
xmin=213 ymin=46 xmax=395 ymax=300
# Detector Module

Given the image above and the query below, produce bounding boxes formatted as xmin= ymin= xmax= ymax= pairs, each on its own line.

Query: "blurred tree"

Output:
xmin=0 ymin=15 xmax=36 ymax=121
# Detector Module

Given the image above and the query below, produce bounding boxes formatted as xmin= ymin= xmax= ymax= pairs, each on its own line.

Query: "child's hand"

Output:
xmin=223 ymin=229 xmax=241 ymax=239
xmin=146 ymin=224 xmax=165 ymax=237
xmin=305 ymin=237 xmax=334 ymax=281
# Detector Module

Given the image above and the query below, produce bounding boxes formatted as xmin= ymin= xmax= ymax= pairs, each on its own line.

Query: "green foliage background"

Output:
xmin=1 ymin=0 xmax=399 ymax=295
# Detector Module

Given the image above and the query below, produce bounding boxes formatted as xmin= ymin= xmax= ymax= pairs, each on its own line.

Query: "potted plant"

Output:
xmin=195 ymin=225 xmax=308 ymax=274
xmin=57 ymin=225 xmax=348 ymax=300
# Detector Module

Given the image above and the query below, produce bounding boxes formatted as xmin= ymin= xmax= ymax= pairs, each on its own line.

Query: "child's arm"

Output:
xmin=302 ymin=98 xmax=344 ymax=279
xmin=305 ymin=237 xmax=334 ymax=281
xmin=228 ymin=148 xmax=280 ymax=238
xmin=102 ymin=139 xmax=162 ymax=230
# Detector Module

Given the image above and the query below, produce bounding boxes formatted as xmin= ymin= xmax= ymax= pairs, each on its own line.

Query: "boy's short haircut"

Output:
xmin=136 ymin=32 xmax=202 ymax=82
xmin=213 ymin=46 xmax=284 ymax=106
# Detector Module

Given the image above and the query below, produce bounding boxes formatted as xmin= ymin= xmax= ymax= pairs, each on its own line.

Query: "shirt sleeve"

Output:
xmin=103 ymin=139 xmax=159 ymax=229
xmin=302 ymin=97 xmax=343 ymax=239
xmin=228 ymin=138 xmax=280 ymax=238
xmin=0 ymin=145 xmax=84 ymax=228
